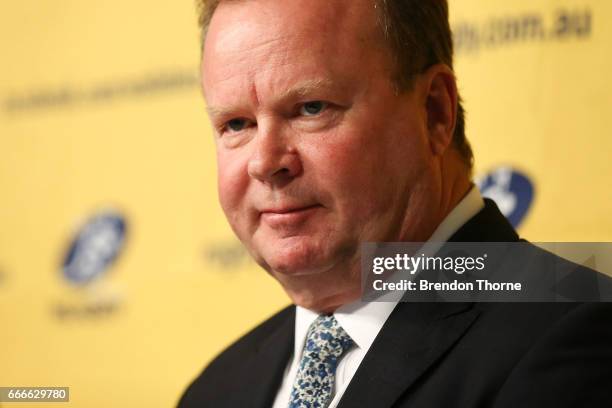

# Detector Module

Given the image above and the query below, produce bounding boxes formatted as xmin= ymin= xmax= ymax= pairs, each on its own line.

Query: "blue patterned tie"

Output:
xmin=289 ymin=315 xmax=354 ymax=408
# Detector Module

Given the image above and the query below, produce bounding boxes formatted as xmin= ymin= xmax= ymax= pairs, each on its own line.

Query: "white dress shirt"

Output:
xmin=272 ymin=187 xmax=485 ymax=408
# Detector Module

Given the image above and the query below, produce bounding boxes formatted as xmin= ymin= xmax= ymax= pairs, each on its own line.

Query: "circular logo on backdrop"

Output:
xmin=63 ymin=211 xmax=127 ymax=285
xmin=476 ymin=167 xmax=534 ymax=228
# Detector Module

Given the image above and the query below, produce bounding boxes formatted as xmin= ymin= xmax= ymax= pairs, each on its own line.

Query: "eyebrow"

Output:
xmin=277 ymin=78 xmax=337 ymax=100
xmin=206 ymin=78 xmax=338 ymax=118
xmin=206 ymin=105 xmax=231 ymax=118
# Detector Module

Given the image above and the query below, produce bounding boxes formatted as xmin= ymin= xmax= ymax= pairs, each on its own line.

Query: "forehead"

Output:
xmin=201 ymin=0 xmax=389 ymax=102
xmin=205 ymin=0 xmax=382 ymax=53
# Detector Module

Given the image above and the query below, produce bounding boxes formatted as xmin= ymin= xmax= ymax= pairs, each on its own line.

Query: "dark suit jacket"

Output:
xmin=179 ymin=200 xmax=612 ymax=407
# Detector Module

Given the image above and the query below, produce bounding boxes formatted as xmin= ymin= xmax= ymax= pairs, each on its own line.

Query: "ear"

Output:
xmin=419 ymin=64 xmax=458 ymax=157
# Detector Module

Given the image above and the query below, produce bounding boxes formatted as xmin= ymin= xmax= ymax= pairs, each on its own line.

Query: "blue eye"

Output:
xmin=300 ymin=101 xmax=328 ymax=116
xmin=225 ymin=118 xmax=250 ymax=132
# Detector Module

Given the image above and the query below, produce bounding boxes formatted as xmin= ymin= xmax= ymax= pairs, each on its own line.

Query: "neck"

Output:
xmin=437 ymin=150 xmax=472 ymax=229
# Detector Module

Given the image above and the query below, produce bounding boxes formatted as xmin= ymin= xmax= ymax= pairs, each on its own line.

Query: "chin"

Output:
xmin=283 ymin=275 xmax=361 ymax=314
xmin=289 ymin=290 xmax=335 ymax=313
xmin=265 ymin=251 xmax=329 ymax=276
xmin=257 ymin=236 xmax=335 ymax=276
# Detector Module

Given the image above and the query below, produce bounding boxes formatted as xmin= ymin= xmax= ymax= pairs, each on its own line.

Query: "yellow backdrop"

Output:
xmin=1 ymin=0 xmax=610 ymax=407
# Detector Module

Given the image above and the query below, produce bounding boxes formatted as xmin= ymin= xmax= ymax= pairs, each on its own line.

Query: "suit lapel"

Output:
xmin=232 ymin=307 xmax=295 ymax=408
xmin=337 ymin=302 xmax=479 ymax=408
xmin=338 ymin=199 xmax=517 ymax=407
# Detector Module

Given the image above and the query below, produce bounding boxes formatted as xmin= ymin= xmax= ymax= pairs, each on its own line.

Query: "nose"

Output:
xmin=247 ymin=123 xmax=302 ymax=185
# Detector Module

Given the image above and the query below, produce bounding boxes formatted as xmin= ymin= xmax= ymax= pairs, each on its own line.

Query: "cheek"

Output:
xmin=305 ymin=137 xmax=388 ymax=221
xmin=311 ymin=124 xmax=399 ymax=190
xmin=309 ymin=118 xmax=429 ymax=215
xmin=216 ymin=151 xmax=249 ymax=217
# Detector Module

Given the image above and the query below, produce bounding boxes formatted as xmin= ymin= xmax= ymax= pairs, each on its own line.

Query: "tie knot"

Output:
xmin=304 ymin=315 xmax=353 ymax=359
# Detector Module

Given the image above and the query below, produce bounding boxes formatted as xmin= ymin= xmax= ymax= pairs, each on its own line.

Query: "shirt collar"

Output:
xmin=294 ymin=186 xmax=485 ymax=355
xmin=428 ymin=185 xmax=484 ymax=243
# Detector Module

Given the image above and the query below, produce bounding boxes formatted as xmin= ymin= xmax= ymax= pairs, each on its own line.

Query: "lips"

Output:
xmin=259 ymin=204 xmax=321 ymax=228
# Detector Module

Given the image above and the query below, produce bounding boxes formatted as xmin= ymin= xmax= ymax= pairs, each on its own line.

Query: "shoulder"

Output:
xmin=517 ymin=240 xmax=612 ymax=301
xmin=468 ymin=241 xmax=612 ymax=346
xmin=487 ymin=302 xmax=612 ymax=407
xmin=468 ymin=243 xmax=612 ymax=405
xmin=178 ymin=305 xmax=295 ymax=407
xmin=206 ymin=304 xmax=295 ymax=368
xmin=471 ymin=301 xmax=612 ymax=343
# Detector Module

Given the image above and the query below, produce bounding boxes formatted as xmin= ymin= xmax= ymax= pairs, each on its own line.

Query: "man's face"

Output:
xmin=202 ymin=0 xmax=439 ymax=294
